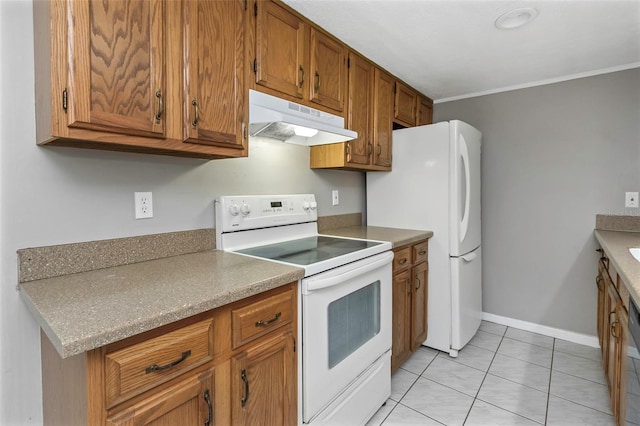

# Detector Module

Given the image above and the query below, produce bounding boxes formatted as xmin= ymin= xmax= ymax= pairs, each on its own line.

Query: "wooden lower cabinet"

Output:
xmin=391 ymin=239 xmax=429 ymax=373
xmin=596 ymin=249 xmax=639 ymax=425
xmin=41 ymin=283 xmax=297 ymax=425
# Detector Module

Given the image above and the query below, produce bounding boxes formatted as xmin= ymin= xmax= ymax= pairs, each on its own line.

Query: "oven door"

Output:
xmin=301 ymin=251 xmax=393 ymax=423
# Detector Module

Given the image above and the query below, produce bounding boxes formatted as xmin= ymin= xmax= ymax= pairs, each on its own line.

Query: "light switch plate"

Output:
xmin=625 ymin=192 xmax=639 ymax=208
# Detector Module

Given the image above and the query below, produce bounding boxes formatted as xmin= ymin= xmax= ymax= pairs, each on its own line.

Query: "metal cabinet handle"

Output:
xmin=415 ymin=274 xmax=421 ymax=290
xmin=155 ymin=90 xmax=163 ymax=123
xmin=611 ymin=319 xmax=620 ymax=339
xmin=368 ymin=143 xmax=373 ymax=156
xmin=406 ymin=279 xmax=412 ymax=295
xmin=255 ymin=312 xmax=281 ymax=327
xmin=204 ymin=389 xmax=213 ymax=426
xmin=299 ymin=66 xmax=305 ymax=88
xmin=241 ymin=369 xmax=250 ymax=407
xmin=191 ymin=99 xmax=199 ymax=128
xmin=145 ymin=350 xmax=191 ymax=374
xmin=596 ymin=275 xmax=604 ymax=290
xmin=376 ymin=144 xmax=381 ymax=156
xmin=314 ymin=71 xmax=320 ymax=92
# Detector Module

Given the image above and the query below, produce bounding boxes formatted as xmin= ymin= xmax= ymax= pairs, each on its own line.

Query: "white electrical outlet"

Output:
xmin=135 ymin=192 xmax=153 ymax=219
xmin=625 ymin=192 xmax=639 ymax=208
xmin=332 ymin=190 xmax=339 ymax=206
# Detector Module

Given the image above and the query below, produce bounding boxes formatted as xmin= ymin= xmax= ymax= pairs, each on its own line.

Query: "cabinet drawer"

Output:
xmin=232 ymin=288 xmax=295 ymax=349
xmin=393 ymin=247 xmax=412 ymax=272
xmin=105 ymin=318 xmax=215 ymax=408
xmin=413 ymin=242 xmax=428 ymax=264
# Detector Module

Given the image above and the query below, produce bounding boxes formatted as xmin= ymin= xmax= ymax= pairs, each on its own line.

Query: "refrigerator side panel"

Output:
xmin=367 ymin=123 xmax=452 ymax=353
xmin=450 ymin=246 xmax=483 ymax=352
xmin=449 ymin=121 xmax=482 ymax=256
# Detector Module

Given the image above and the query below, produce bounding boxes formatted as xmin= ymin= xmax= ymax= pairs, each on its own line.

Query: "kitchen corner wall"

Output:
xmin=434 ymin=68 xmax=640 ymax=338
xmin=0 ymin=2 xmax=365 ymax=424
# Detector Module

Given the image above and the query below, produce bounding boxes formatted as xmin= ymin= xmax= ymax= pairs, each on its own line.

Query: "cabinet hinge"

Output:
xmin=393 ymin=82 xmax=397 ymax=94
xmin=254 ymin=2 xmax=257 ymax=17
xmin=244 ymin=0 xmax=247 ymax=10
xmin=62 ymin=88 xmax=68 ymax=113
xmin=253 ymin=58 xmax=257 ymax=74
xmin=293 ymin=338 xmax=296 ymax=352
xmin=347 ymin=57 xmax=350 ymax=68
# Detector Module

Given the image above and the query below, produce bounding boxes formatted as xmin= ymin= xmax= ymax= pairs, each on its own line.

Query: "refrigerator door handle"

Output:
xmin=460 ymin=252 xmax=477 ymax=262
xmin=459 ymin=134 xmax=471 ymax=244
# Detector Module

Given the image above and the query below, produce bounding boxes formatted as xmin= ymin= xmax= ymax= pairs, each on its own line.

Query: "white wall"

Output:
xmin=0 ymin=2 xmax=365 ymax=423
xmin=435 ymin=68 xmax=640 ymax=337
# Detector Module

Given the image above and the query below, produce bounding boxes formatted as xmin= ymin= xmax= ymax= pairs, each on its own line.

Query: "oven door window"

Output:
xmin=327 ymin=280 xmax=381 ymax=369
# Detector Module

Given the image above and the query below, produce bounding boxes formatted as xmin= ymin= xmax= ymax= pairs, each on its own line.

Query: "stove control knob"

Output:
xmin=228 ymin=203 xmax=240 ymax=216
xmin=302 ymin=201 xmax=311 ymax=211
xmin=240 ymin=203 xmax=251 ymax=216
xmin=310 ymin=201 xmax=317 ymax=210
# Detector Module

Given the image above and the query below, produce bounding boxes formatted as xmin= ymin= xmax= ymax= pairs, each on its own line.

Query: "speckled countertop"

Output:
xmin=322 ymin=226 xmax=433 ymax=248
xmin=594 ymin=230 xmax=640 ymax=306
xmin=19 ymin=250 xmax=304 ymax=358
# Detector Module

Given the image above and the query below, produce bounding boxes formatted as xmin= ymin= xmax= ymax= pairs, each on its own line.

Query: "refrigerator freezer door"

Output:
xmin=450 ymin=121 xmax=482 ymax=256
xmin=451 ymin=246 xmax=482 ymax=353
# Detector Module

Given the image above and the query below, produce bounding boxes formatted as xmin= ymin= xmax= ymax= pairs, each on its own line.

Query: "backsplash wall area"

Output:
xmin=434 ymin=68 xmax=640 ymax=338
xmin=0 ymin=2 xmax=364 ymax=423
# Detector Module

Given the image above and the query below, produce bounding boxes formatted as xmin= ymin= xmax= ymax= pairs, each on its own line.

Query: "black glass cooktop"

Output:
xmin=236 ymin=235 xmax=381 ymax=266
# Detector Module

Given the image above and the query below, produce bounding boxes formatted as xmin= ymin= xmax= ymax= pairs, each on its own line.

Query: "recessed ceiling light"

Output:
xmin=495 ymin=7 xmax=538 ymax=30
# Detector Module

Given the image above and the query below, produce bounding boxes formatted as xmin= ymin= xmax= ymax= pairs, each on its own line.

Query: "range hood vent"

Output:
xmin=249 ymin=89 xmax=357 ymax=146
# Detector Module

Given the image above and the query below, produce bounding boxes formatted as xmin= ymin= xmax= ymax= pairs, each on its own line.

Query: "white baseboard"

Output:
xmin=482 ymin=312 xmax=640 ymax=359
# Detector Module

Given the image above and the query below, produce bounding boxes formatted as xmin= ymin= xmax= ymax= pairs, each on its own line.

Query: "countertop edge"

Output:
xmin=321 ymin=225 xmax=433 ymax=248
xmin=594 ymin=229 xmax=640 ymax=307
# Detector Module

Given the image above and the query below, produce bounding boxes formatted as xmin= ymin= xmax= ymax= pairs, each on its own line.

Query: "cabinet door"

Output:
xmin=391 ymin=270 xmax=412 ymax=373
xmin=606 ymin=284 xmax=619 ymax=391
xmin=596 ymin=263 xmax=606 ymax=349
xmin=309 ymin=28 xmax=347 ymax=112
xmin=66 ymin=0 xmax=165 ymax=138
xmin=346 ymin=52 xmax=374 ymax=167
xmin=255 ymin=1 xmax=305 ymax=99
xmin=183 ymin=0 xmax=246 ymax=150
xmin=394 ymin=81 xmax=417 ymax=127
xmin=416 ymin=96 xmax=433 ymax=126
xmin=411 ymin=261 xmax=429 ymax=351
xmin=106 ymin=369 xmax=214 ymax=426
xmin=232 ymin=331 xmax=296 ymax=425
xmin=373 ymin=68 xmax=394 ymax=168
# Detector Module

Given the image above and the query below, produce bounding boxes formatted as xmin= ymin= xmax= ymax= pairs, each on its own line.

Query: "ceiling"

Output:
xmin=281 ymin=0 xmax=640 ymax=102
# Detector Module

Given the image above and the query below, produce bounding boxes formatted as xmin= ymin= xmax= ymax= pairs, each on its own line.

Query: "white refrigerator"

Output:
xmin=367 ymin=120 xmax=482 ymax=357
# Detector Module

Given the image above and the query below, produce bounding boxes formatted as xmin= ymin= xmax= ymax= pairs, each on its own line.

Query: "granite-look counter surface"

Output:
xmin=322 ymin=226 xmax=433 ymax=248
xmin=594 ymin=230 xmax=640 ymax=306
xmin=19 ymin=250 xmax=304 ymax=358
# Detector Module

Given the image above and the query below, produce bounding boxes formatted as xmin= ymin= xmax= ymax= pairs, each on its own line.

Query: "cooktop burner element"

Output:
xmin=237 ymin=235 xmax=383 ymax=266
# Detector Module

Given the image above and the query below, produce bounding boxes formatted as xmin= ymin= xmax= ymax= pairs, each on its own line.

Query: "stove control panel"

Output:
xmin=215 ymin=194 xmax=318 ymax=233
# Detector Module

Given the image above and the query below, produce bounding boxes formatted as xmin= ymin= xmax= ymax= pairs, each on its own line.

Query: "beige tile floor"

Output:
xmin=367 ymin=321 xmax=640 ymax=425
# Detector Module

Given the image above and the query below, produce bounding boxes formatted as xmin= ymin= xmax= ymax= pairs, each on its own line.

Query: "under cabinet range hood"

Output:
xmin=248 ymin=89 xmax=357 ymax=146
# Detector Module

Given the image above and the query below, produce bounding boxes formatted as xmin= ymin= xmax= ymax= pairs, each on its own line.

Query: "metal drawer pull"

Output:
xmin=241 ymin=369 xmax=250 ymax=407
xmin=145 ymin=350 xmax=191 ymax=374
xmin=204 ymin=389 xmax=213 ymax=426
xmin=418 ymin=250 xmax=427 ymax=256
xmin=155 ymin=90 xmax=163 ymax=123
xmin=255 ymin=312 xmax=281 ymax=327
xmin=398 ymin=258 xmax=408 ymax=265
xmin=191 ymin=99 xmax=199 ymax=128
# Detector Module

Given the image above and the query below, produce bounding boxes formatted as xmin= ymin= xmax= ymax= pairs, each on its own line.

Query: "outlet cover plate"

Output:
xmin=625 ymin=192 xmax=639 ymax=208
xmin=135 ymin=192 xmax=153 ymax=219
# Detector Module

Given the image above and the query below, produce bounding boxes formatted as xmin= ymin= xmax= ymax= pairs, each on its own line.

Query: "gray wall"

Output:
xmin=435 ymin=68 xmax=640 ymax=337
xmin=0 ymin=2 xmax=364 ymax=423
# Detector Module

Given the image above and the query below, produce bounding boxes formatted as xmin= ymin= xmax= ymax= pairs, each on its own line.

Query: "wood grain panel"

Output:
xmin=373 ymin=68 xmax=394 ymax=168
xmin=309 ymin=28 xmax=346 ymax=111
xmin=346 ymin=52 xmax=374 ymax=166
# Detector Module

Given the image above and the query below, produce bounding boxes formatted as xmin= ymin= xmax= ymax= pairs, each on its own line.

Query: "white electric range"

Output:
xmin=215 ymin=194 xmax=392 ymax=425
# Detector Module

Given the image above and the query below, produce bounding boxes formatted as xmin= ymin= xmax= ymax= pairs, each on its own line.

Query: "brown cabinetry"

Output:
xmin=417 ymin=96 xmax=434 ymax=126
xmin=394 ymin=81 xmax=418 ymax=127
xmin=252 ymin=0 xmax=346 ymax=114
xmin=34 ymin=0 xmax=248 ymax=159
xmin=595 ymin=249 xmax=638 ymax=425
xmin=391 ymin=239 xmax=429 ymax=372
xmin=41 ymin=283 xmax=297 ymax=425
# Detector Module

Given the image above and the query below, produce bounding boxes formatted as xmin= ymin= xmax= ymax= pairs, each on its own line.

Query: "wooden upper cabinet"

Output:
xmin=373 ymin=68 xmax=394 ymax=168
xmin=309 ymin=28 xmax=347 ymax=112
xmin=417 ymin=96 xmax=434 ymax=126
xmin=346 ymin=52 xmax=374 ymax=167
xmin=66 ymin=0 xmax=165 ymax=138
xmin=183 ymin=0 xmax=247 ymax=150
xmin=394 ymin=81 xmax=418 ymax=127
xmin=254 ymin=0 xmax=306 ymax=99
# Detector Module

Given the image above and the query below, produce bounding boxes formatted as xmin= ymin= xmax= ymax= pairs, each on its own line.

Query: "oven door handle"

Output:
xmin=305 ymin=251 xmax=394 ymax=291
